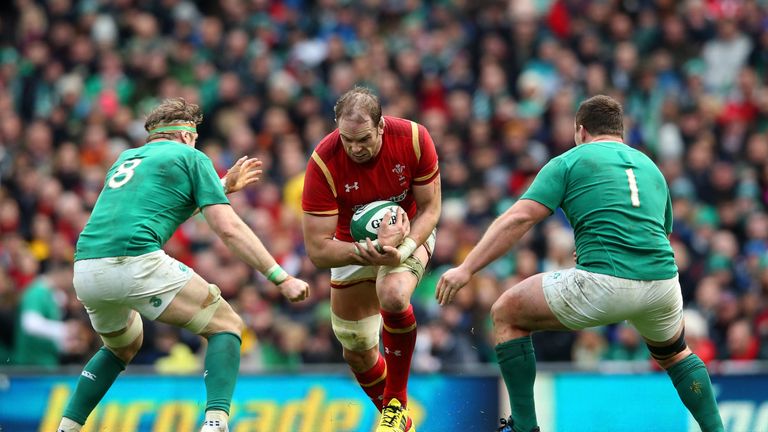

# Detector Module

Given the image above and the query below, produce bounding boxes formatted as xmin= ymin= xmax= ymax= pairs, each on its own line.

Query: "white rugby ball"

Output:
xmin=350 ymin=200 xmax=403 ymax=242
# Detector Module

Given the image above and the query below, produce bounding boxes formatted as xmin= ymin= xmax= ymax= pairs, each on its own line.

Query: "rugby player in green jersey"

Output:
xmin=58 ymin=98 xmax=310 ymax=432
xmin=437 ymin=95 xmax=724 ymax=432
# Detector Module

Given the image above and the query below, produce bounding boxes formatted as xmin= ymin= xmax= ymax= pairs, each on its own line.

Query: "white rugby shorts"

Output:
xmin=74 ymin=250 xmax=194 ymax=333
xmin=542 ymin=268 xmax=683 ymax=342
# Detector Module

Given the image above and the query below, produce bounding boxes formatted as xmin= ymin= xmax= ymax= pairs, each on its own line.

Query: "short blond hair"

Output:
xmin=144 ymin=98 xmax=203 ymax=142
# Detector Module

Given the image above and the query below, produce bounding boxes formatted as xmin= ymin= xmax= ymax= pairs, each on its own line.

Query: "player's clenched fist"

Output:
xmin=435 ymin=265 xmax=472 ymax=306
xmin=278 ymin=277 xmax=311 ymax=302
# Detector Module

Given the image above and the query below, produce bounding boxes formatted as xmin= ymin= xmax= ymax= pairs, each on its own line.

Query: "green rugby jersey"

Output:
xmin=521 ymin=141 xmax=677 ymax=280
xmin=76 ymin=140 xmax=229 ymax=260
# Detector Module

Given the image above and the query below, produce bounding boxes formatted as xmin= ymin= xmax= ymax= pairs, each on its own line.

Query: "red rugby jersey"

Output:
xmin=302 ymin=116 xmax=439 ymax=242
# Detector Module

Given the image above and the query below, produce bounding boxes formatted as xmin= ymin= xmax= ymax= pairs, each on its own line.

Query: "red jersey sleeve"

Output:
xmin=412 ymin=124 xmax=440 ymax=185
xmin=302 ymin=153 xmax=339 ymax=216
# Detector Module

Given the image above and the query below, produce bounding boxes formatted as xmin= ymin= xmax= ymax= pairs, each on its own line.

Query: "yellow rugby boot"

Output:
xmin=377 ymin=398 xmax=409 ymax=432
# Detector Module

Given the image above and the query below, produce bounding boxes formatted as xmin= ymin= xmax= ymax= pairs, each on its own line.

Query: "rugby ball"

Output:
xmin=350 ymin=200 xmax=403 ymax=242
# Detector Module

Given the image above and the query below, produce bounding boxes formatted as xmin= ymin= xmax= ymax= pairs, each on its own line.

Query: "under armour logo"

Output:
xmin=204 ymin=370 xmax=209 ymax=378
xmin=81 ymin=371 xmax=97 ymax=381
xmin=345 ymin=182 xmax=359 ymax=192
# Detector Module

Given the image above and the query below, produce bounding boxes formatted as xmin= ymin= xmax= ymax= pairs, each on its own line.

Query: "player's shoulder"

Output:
xmin=384 ymin=116 xmax=419 ymax=136
xmin=383 ymin=116 xmax=428 ymax=161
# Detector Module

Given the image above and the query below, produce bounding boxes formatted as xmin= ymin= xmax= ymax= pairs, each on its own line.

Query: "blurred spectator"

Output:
xmin=0 ymin=0 xmax=767 ymax=369
xmin=684 ymin=309 xmax=717 ymax=364
xmin=572 ymin=329 xmax=607 ymax=369
xmin=602 ymin=324 xmax=650 ymax=362
xmin=725 ymin=319 xmax=760 ymax=360
xmin=11 ymin=265 xmax=76 ymax=367
xmin=155 ymin=324 xmax=202 ymax=375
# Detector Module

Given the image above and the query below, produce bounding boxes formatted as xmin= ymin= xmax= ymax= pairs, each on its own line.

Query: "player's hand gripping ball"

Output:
xmin=350 ymin=200 xmax=404 ymax=242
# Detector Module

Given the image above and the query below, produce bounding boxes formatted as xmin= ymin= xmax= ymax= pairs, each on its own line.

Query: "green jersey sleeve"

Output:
xmin=664 ymin=189 xmax=673 ymax=235
xmin=189 ymin=152 xmax=229 ymax=209
xmin=521 ymin=157 xmax=568 ymax=211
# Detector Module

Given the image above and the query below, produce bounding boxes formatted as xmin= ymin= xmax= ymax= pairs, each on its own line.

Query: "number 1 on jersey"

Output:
xmin=625 ymin=168 xmax=640 ymax=207
xmin=108 ymin=159 xmax=142 ymax=189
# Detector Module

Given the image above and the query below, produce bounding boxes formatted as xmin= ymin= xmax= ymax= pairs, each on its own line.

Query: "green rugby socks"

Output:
xmin=667 ymin=354 xmax=724 ymax=432
xmin=496 ymin=336 xmax=539 ymax=432
xmin=62 ymin=347 xmax=126 ymax=425
xmin=204 ymin=332 xmax=241 ymax=414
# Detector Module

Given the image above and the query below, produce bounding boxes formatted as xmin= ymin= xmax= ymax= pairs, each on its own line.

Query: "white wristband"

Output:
xmin=220 ymin=177 xmax=229 ymax=194
xmin=396 ymin=237 xmax=418 ymax=263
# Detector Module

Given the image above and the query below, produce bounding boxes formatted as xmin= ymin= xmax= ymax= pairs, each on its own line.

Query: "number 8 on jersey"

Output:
xmin=108 ymin=159 xmax=142 ymax=189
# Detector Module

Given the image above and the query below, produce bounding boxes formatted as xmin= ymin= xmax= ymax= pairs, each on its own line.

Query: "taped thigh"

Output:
xmin=183 ymin=284 xmax=222 ymax=334
xmin=100 ymin=312 xmax=143 ymax=349
xmin=331 ymin=311 xmax=382 ymax=352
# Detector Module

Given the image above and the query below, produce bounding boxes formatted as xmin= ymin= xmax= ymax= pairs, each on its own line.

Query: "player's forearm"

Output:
xmin=219 ymin=219 xmax=279 ymax=274
xmin=306 ymin=238 xmax=361 ymax=268
xmin=462 ymin=213 xmax=535 ymax=275
xmin=405 ymin=206 xmax=440 ymax=247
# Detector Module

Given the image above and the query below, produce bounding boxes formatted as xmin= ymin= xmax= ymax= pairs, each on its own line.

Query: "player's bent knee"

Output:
xmin=183 ymin=283 xmax=224 ymax=335
xmin=331 ymin=312 xmax=381 ymax=352
xmin=378 ymin=288 xmax=410 ymax=312
xmin=206 ymin=300 xmax=243 ymax=336
xmin=221 ymin=305 xmax=245 ymax=335
xmin=491 ymin=295 xmax=514 ymax=325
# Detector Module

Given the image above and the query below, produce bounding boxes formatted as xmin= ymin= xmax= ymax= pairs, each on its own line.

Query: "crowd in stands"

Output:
xmin=1 ymin=0 xmax=768 ymax=373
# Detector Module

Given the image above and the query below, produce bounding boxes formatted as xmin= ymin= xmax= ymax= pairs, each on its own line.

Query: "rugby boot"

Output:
xmin=200 ymin=418 xmax=228 ymax=432
xmin=497 ymin=416 xmax=540 ymax=432
xmin=377 ymin=398 xmax=409 ymax=432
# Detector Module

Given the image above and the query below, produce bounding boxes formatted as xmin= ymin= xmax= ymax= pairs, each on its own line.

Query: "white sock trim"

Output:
xmin=58 ymin=417 xmax=82 ymax=432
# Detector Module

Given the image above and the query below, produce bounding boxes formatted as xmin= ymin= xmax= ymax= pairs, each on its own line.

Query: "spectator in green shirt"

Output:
xmin=12 ymin=265 xmax=75 ymax=367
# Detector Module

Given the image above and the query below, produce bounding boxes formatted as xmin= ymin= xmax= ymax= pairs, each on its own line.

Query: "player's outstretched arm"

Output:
xmin=435 ymin=199 xmax=550 ymax=305
xmin=203 ymin=204 xmax=309 ymax=302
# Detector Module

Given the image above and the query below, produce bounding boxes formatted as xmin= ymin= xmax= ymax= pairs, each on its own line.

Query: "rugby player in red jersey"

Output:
xmin=302 ymin=87 xmax=441 ymax=432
